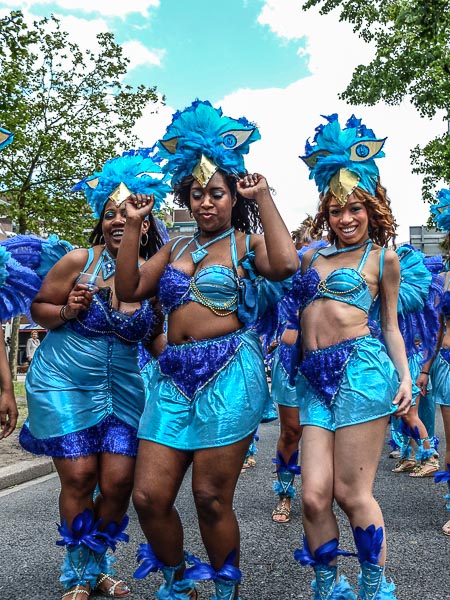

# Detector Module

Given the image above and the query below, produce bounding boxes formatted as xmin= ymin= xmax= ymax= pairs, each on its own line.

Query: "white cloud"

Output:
xmin=122 ymin=40 xmax=165 ymax=69
xmin=1 ymin=0 xmax=159 ymax=18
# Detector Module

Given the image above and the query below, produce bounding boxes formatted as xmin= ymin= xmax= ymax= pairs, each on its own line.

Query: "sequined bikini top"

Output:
xmin=159 ymin=231 xmax=252 ymax=317
xmin=299 ymin=240 xmax=382 ymax=314
xmin=69 ymin=247 xmax=154 ymax=344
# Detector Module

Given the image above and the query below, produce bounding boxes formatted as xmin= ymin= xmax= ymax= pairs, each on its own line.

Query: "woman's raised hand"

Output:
xmin=237 ymin=173 xmax=270 ymax=201
xmin=125 ymin=193 xmax=155 ymax=221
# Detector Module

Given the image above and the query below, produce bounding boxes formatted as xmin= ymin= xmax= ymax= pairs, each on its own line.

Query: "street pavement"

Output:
xmin=0 ymin=415 xmax=449 ymax=599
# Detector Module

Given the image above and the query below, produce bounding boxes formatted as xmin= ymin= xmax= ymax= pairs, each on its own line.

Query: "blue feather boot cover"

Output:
xmin=57 ymin=509 xmax=107 ymax=593
xmin=134 ymin=541 xmax=197 ymax=599
xmin=91 ymin=514 xmax=131 ymax=594
xmin=184 ymin=549 xmax=242 ymax=600
xmin=294 ymin=537 xmax=356 ymax=599
xmin=353 ymin=525 xmax=396 ymax=599
xmin=434 ymin=463 xmax=450 ymax=532
xmin=272 ymin=450 xmax=301 ymax=514
xmin=411 ymin=438 xmax=439 ymax=475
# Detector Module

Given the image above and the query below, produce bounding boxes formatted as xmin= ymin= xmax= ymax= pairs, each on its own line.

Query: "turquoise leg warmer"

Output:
xmin=353 ymin=525 xmax=396 ymax=600
xmin=184 ymin=549 xmax=242 ymax=600
xmin=57 ymin=509 xmax=107 ymax=590
xmin=212 ymin=577 xmax=241 ymax=600
xmin=272 ymin=450 xmax=301 ymax=498
xmin=415 ymin=438 xmax=436 ymax=461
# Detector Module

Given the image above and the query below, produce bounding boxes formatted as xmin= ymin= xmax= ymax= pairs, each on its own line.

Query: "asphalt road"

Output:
xmin=0 ymin=415 xmax=449 ymax=600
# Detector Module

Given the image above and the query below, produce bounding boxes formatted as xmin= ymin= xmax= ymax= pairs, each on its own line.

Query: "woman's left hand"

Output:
xmin=237 ymin=173 xmax=270 ymax=201
xmin=392 ymin=381 xmax=413 ymax=416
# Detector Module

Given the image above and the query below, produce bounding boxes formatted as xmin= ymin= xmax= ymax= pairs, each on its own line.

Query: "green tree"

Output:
xmin=0 ymin=10 xmax=160 ymax=243
xmin=303 ymin=0 xmax=450 ymax=200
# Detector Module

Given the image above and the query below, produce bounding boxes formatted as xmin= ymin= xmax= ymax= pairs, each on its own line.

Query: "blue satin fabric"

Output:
xmin=23 ymin=326 xmax=145 ymax=441
xmin=296 ymin=335 xmax=399 ymax=431
xmin=430 ymin=348 xmax=450 ymax=407
xmin=138 ymin=328 xmax=269 ymax=450
xmin=271 ymin=342 xmax=298 ymax=408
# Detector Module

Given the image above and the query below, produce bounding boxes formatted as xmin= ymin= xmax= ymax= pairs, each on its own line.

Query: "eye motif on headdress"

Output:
xmin=431 ymin=188 xmax=450 ymax=232
xmin=300 ymin=114 xmax=386 ymax=206
xmin=158 ymin=100 xmax=260 ymax=187
xmin=0 ymin=127 xmax=14 ymax=151
xmin=71 ymin=150 xmax=171 ymax=219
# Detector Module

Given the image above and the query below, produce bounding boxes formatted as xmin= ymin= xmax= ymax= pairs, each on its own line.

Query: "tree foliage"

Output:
xmin=303 ymin=0 xmax=450 ymax=198
xmin=0 ymin=10 xmax=159 ymax=242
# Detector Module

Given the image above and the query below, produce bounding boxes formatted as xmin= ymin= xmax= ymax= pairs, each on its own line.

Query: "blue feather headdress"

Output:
xmin=300 ymin=114 xmax=386 ymax=206
xmin=72 ymin=149 xmax=171 ymax=218
xmin=430 ymin=188 xmax=450 ymax=232
xmin=0 ymin=127 xmax=13 ymax=151
xmin=157 ymin=99 xmax=261 ymax=187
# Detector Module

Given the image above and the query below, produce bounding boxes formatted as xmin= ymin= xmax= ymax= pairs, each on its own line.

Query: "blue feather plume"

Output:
xmin=158 ymin=99 xmax=260 ymax=186
xmin=56 ymin=509 xmax=107 ymax=553
xmin=300 ymin=114 xmax=385 ymax=196
xmin=431 ymin=188 xmax=450 ymax=231
xmin=272 ymin=450 xmax=301 ymax=475
xmin=134 ymin=542 xmax=165 ymax=579
xmin=184 ymin=549 xmax=242 ymax=583
xmin=294 ymin=536 xmax=355 ymax=567
xmin=352 ymin=524 xmax=384 ymax=564
xmin=399 ymin=421 xmax=420 ymax=441
xmin=434 ymin=464 xmax=450 ymax=484
xmin=99 ymin=514 xmax=129 ymax=551
xmin=72 ymin=149 xmax=171 ymax=218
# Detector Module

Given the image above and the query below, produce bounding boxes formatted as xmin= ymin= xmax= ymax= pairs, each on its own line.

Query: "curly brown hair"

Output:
xmin=310 ymin=181 xmax=397 ymax=248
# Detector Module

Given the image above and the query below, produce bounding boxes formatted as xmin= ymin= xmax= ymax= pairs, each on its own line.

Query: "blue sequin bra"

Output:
xmin=299 ymin=240 xmax=379 ymax=314
xmin=70 ymin=247 xmax=154 ymax=343
xmin=159 ymin=230 xmax=250 ymax=317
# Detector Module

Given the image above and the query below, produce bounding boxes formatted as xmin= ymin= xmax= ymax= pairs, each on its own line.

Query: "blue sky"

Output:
xmin=0 ymin=0 xmax=445 ymax=241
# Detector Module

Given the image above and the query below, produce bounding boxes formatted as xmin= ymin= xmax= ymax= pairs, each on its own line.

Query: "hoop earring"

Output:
xmin=100 ymin=235 xmax=105 ymax=245
xmin=141 ymin=233 xmax=149 ymax=246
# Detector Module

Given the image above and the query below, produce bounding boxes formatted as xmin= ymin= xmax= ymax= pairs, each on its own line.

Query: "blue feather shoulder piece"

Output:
xmin=431 ymin=188 xmax=450 ymax=232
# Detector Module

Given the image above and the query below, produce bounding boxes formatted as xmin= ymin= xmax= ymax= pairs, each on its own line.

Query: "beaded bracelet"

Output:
xmin=60 ymin=305 xmax=69 ymax=322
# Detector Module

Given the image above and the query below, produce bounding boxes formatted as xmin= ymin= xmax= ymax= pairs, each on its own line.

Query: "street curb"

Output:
xmin=0 ymin=458 xmax=56 ymax=490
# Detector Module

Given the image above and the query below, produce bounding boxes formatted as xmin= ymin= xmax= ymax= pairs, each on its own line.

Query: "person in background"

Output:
xmin=115 ymin=100 xmax=298 ymax=600
xmin=19 ymin=150 xmax=170 ymax=600
xmin=26 ymin=329 xmax=40 ymax=363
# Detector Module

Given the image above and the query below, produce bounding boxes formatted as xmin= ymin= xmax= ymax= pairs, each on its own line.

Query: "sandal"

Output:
xmin=391 ymin=457 xmax=416 ymax=473
xmin=409 ymin=458 xmax=440 ymax=478
xmin=271 ymin=496 xmax=291 ymax=523
xmin=62 ymin=584 xmax=90 ymax=599
xmin=442 ymin=519 xmax=450 ymax=536
xmin=95 ymin=574 xmax=130 ymax=597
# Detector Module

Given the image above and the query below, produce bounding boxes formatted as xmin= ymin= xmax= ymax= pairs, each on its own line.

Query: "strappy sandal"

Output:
xmin=409 ymin=458 xmax=440 ymax=478
xmin=391 ymin=457 xmax=416 ymax=473
xmin=271 ymin=496 xmax=291 ymax=523
xmin=442 ymin=519 xmax=450 ymax=536
xmin=95 ymin=573 xmax=130 ymax=597
xmin=62 ymin=584 xmax=90 ymax=599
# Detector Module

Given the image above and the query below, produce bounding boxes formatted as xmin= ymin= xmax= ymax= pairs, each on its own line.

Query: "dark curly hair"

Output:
xmin=310 ymin=181 xmax=397 ymax=248
xmin=172 ymin=171 xmax=263 ymax=234
xmin=89 ymin=203 xmax=165 ymax=259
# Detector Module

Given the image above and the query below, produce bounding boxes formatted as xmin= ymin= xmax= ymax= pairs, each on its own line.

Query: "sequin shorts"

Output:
xmin=271 ymin=342 xmax=298 ymax=408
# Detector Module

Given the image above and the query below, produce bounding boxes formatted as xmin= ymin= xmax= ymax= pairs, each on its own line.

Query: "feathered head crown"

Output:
xmin=72 ymin=149 xmax=171 ymax=218
xmin=157 ymin=99 xmax=261 ymax=187
xmin=0 ymin=127 xmax=13 ymax=151
xmin=300 ymin=114 xmax=386 ymax=206
xmin=430 ymin=188 xmax=450 ymax=232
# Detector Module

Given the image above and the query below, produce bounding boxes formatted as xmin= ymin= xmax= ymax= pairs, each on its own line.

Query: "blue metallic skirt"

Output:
xmin=19 ymin=326 xmax=145 ymax=457
xmin=430 ymin=348 xmax=450 ymax=407
xmin=138 ymin=328 xmax=269 ymax=450
xmin=296 ymin=335 xmax=399 ymax=431
xmin=271 ymin=342 xmax=298 ymax=408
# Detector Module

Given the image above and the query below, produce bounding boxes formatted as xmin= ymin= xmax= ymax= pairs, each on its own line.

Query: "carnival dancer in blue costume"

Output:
xmin=423 ymin=188 xmax=450 ymax=536
xmin=115 ymin=99 xmax=299 ymax=600
xmin=293 ymin=114 xmax=412 ymax=599
xmin=271 ymin=217 xmax=326 ymax=524
xmin=19 ymin=150 xmax=170 ymax=600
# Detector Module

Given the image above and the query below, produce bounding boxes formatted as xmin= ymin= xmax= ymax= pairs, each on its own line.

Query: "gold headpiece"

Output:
xmin=329 ymin=169 xmax=360 ymax=207
xmin=192 ymin=154 xmax=218 ymax=188
xmin=108 ymin=182 xmax=132 ymax=206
